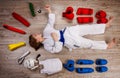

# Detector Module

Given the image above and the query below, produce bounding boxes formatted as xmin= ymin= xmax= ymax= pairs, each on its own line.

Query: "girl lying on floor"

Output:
xmin=29 ymin=5 xmax=116 ymax=53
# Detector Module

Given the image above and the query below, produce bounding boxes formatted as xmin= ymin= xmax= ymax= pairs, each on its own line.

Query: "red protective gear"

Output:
xmin=63 ymin=13 xmax=74 ymax=20
xmin=76 ymin=8 xmax=93 ymax=15
xmin=97 ymin=18 xmax=108 ymax=24
xmin=3 ymin=24 xmax=26 ymax=34
xmin=95 ymin=10 xmax=107 ymax=19
xmin=62 ymin=6 xmax=74 ymax=20
xmin=77 ymin=17 xmax=93 ymax=24
xmin=12 ymin=12 xmax=30 ymax=27
xmin=65 ymin=6 xmax=74 ymax=14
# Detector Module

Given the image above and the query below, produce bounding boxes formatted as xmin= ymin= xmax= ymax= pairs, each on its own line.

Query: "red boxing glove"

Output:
xmin=3 ymin=24 xmax=26 ymax=34
xmin=97 ymin=18 xmax=108 ymax=24
xmin=95 ymin=10 xmax=106 ymax=19
xmin=77 ymin=17 xmax=93 ymax=24
xmin=76 ymin=8 xmax=93 ymax=15
xmin=64 ymin=13 xmax=74 ymax=20
xmin=62 ymin=6 xmax=74 ymax=20
xmin=65 ymin=7 xmax=74 ymax=14
xmin=12 ymin=12 xmax=30 ymax=27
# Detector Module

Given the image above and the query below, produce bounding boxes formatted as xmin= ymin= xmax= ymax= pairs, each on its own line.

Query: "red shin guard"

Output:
xmin=12 ymin=12 xmax=30 ymax=27
xmin=3 ymin=24 xmax=26 ymax=34
xmin=77 ymin=17 xmax=93 ymax=24
xmin=76 ymin=8 xmax=93 ymax=15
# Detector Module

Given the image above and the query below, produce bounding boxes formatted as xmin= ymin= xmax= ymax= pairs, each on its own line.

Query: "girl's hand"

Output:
xmin=45 ymin=5 xmax=51 ymax=13
xmin=51 ymin=32 xmax=58 ymax=42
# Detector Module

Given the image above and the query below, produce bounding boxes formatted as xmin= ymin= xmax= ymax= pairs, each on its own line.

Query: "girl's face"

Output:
xmin=32 ymin=33 xmax=43 ymax=42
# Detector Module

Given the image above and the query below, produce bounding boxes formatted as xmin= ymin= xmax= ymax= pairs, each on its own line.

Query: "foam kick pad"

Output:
xmin=76 ymin=8 xmax=93 ymax=15
xmin=3 ymin=24 xmax=26 ymax=34
xmin=97 ymin=18 xmax=108 ymax=24
xmin=62 ymin=6 xmax=74 ymax=20
xmin=95 ymin=10 xmax=107 ymax=19
xmin=77 ymin=17 xmax=93 ymax=24
xmin=8 ymin=42 xmax=26 ymax=51
xmin=12 ymin=12 xmax=30 ymax=27
xmin=63 ymin=60 xmax=75 ymax=72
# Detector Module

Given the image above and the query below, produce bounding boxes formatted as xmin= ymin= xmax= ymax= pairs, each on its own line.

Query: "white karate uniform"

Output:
xmin=42 ymin=13 xmax=108 ymax=53
xmin=39 ymin=58 xmax=62 ymax=75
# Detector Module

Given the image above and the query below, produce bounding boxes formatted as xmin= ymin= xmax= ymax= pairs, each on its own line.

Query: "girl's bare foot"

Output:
xmin=106 ymin=16 xmax=114 ymax=28
xmin=107 ymin=38 xmax=116 ymax=49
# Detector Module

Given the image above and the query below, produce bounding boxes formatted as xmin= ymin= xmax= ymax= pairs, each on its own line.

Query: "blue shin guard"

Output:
xmin=76 ymin=68 xmax=94 ymax=74
xmin=76 ymin=59 xmax=94 ymax=65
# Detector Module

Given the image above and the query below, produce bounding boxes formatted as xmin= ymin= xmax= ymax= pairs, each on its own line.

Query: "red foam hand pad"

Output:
xmin=77 ymin=17 xmax=93 ymax=23
xmin=76 ymin=8 xmax=93 ymax=15
xmin=3 ymin=24 xmax=26 ymax=34
xmin=97 ymin=18 xmax=108 ymax=24
xmin=95 ymin=10 xmax=107 ymax=19
xmin=12 ymin=12 xmax=30 ymax=27
xmin=62 ymin=6 xmax=74 ymax=20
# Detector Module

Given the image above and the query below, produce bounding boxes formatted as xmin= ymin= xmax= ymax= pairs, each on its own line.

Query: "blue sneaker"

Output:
xmin=76 ymin=59 xmax=94 ymax=65
xmin=96 ymin=59 xmax=108 ymax=65
xmin=96 ymin=66 xmax=108 ymax=73
xmin=63 ymin=60 xmax=75 ymax=72
xmin=76 ymin=68 xmax=94 ymax=74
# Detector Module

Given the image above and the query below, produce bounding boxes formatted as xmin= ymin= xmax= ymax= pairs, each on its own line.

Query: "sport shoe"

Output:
xmin=96 ymin=59 xmax=108 ymax=65
xmin=76 ymin=68 xmax=94 ymax=73
xmin=63 ymin=60 xmax=75 ymax=72
xmin=96 ymin=66 xmax=108 ymax=72
xmin=76 ymin=59 xmax=94 ymax=65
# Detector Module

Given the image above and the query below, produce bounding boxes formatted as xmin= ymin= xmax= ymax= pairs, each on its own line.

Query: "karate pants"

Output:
xmin=68 ymin=24 xmax=108 ymax=49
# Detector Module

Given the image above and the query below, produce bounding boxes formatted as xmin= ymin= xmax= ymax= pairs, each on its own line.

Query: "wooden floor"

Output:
xmin=0 ymin=0 xmax=120 ymax=78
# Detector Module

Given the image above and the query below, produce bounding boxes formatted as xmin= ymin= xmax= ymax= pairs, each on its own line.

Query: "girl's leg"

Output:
xmin=74 ymin=24 xmax=106 ymax=36
xmin=77 ymin=37 xmax=116 ymax=50
xmin=68 ymin=16 xmax=114 ymax=36
xmin=76 ymin=37 xmax=108 ymax=50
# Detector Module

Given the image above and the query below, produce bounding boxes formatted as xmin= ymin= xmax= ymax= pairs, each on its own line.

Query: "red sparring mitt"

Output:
xmin=3 ymin=24 xmax=26 ymax=34
xmin=76 ymin=8 xmax=93 ymax=15
xmin=12 ymin=12 xmax=30 ymax=27
xmin=62 ymin=6 xmax=74 ymax=20
xmin=97 ymin=18 xmax=108 ymax=24
xmin=77 ymin=17 xmax=93 ymax=24
xmin=95 ymin=10 xmax=107 ymax=19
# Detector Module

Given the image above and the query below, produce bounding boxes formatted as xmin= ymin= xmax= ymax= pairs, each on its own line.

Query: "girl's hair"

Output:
xmin=29 ymin=35 xmax=43 ymax=51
